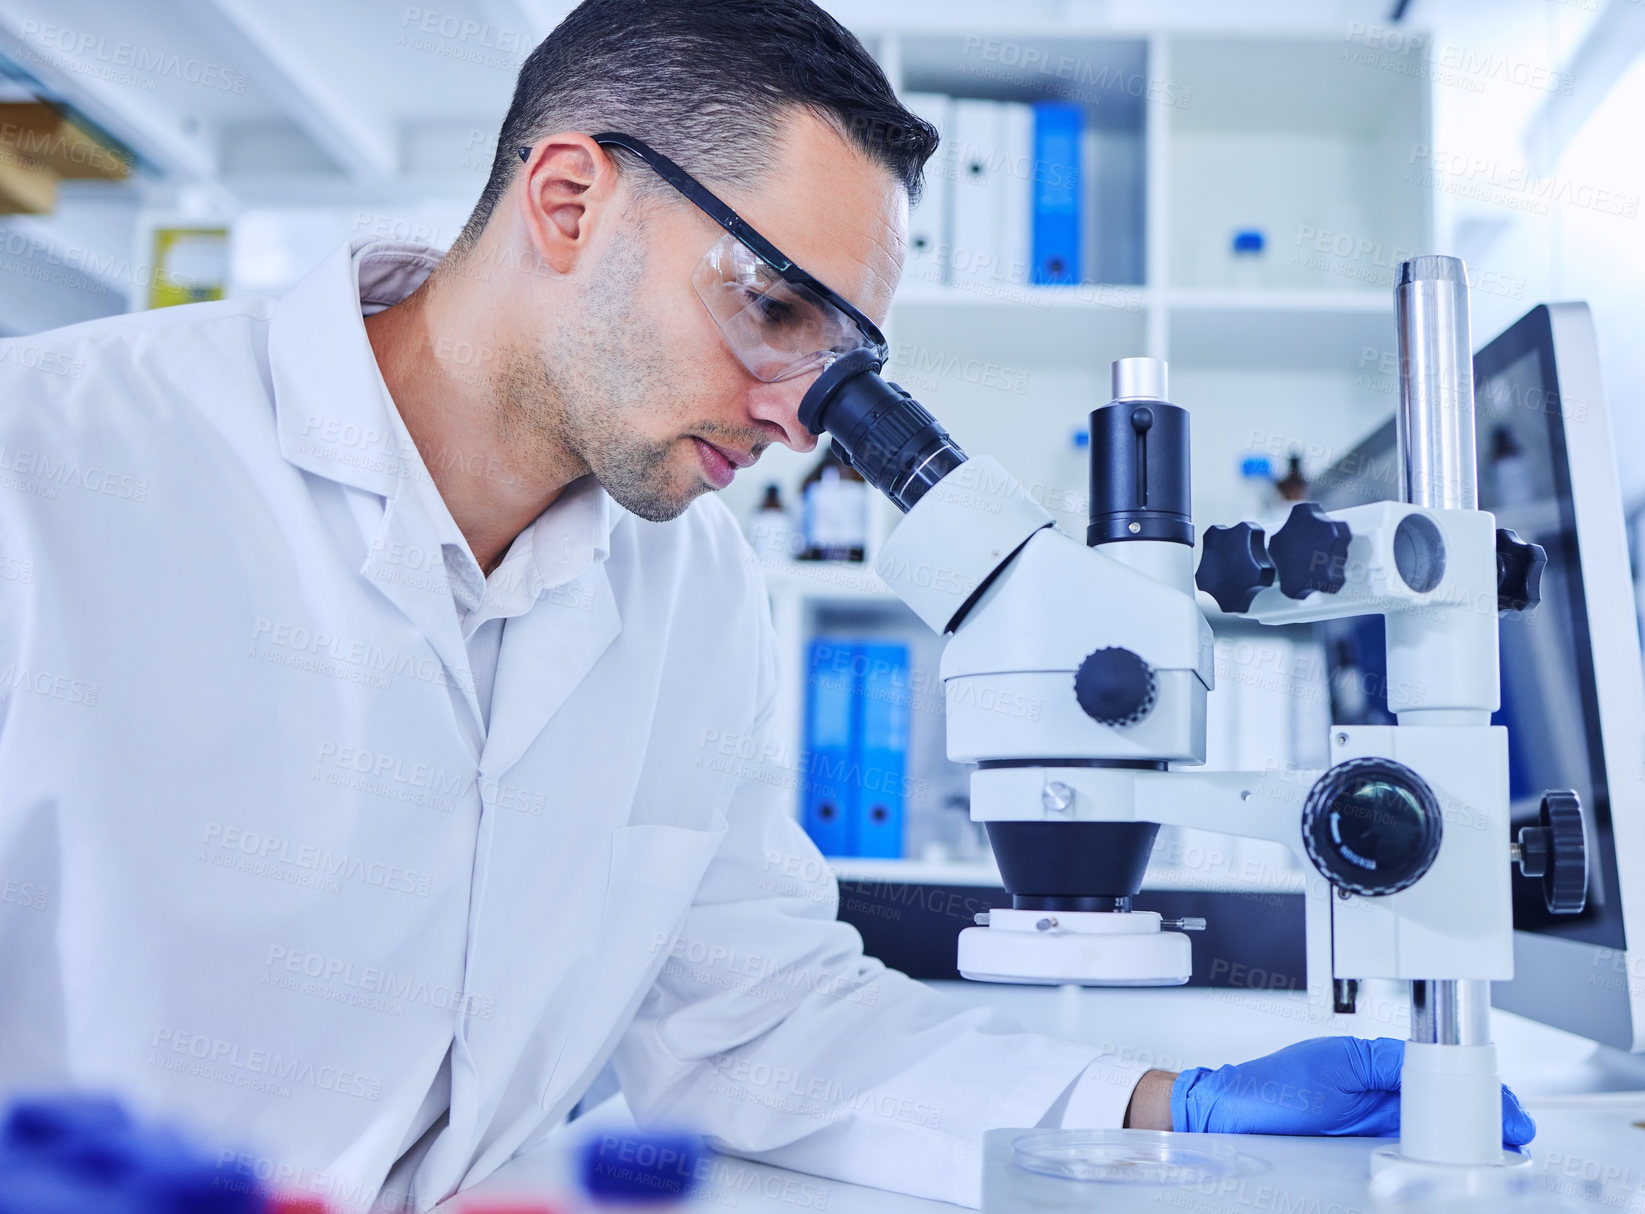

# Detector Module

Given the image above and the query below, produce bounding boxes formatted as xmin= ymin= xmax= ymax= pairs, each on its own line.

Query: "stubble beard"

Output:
xmin=495 ymin=236 xmax=704 ymax=524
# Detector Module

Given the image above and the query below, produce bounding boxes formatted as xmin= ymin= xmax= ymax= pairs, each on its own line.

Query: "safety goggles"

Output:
xmin=518 ymin=133 xmax=889 ymax=383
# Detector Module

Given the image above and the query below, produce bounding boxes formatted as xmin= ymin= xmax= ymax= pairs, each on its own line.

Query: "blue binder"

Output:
xmin=854 ymin=643 xmax=910 ymax=859
xmin=1031 ymin=102 xmax=1084 ymax=285
xmin=802 ymin=640 xmax=857 ymax=856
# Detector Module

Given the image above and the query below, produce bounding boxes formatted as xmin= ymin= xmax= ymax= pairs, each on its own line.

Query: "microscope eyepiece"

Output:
xmin=798 ymin=352 xmax=967 ymax=512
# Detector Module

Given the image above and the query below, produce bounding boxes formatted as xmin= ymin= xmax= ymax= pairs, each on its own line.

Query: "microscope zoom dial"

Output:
xmin=1301 ymin=758 xmax=1444 ymax=897
xmin=1074 ymin=647 xmax=1157 ymax=728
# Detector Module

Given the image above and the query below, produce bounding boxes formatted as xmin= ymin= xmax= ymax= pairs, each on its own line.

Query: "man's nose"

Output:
xmin=748 ymin=372 xmax=822 ymax=454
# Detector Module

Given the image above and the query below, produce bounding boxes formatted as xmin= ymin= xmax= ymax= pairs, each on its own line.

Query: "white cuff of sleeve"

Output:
xmin=1056 ymin=1055 xmax=1152 ymax=1129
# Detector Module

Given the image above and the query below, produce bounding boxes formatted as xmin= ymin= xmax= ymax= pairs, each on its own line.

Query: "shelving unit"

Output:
xmin=831 ymin=857 xmax=1000 ymax=889
xmin=736 ymin=24 xmax=1435 ymax=893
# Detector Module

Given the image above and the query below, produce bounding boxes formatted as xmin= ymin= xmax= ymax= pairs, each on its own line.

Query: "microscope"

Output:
xmin=797 ymin=256 xmax=1588 ymax=1181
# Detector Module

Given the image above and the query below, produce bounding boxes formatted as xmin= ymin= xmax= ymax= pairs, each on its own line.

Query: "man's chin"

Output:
xmin=599 ymin=477 xmax=700 ymax=524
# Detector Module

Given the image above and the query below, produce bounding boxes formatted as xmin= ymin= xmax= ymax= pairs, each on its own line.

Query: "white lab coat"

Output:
xmin=0 ymin=240 xmax=1136 ymax=1210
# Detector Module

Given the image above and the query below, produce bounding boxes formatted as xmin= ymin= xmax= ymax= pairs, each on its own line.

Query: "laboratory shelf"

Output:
xmin=829 ymin=857 xmax=1002 ymax=888
xmin=890 ymin=285 xmax=1150 ymax=373
xmin=895 ymin=32 xmax=1150 ymax=116
xmin=758 ymin=560 xmax=901 ymax=604
xmin=1165 ymin=287 xmax=1391 ymax=312
xmin=893 ymin=283 xmax=1150 ymax=311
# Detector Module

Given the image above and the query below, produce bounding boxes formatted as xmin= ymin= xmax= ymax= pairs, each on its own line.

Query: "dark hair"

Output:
xmin=450 ymin=0 xmax=938 ymax=256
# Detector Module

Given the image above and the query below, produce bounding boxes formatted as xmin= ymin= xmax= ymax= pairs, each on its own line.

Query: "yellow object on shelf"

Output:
xmin=149 ymin=228 xmax=229 ymax=309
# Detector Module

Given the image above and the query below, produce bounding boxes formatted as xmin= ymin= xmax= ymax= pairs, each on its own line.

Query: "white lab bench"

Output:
xmin=440 ymin=982 xmax=1645 ymax=1211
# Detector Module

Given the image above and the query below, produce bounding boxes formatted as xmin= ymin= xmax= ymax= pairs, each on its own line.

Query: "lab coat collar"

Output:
xmin=475 ymin=473 xmax=617 ymax=624
xmin=271 ymin=239 xmax=422 ymax=498
xmin=270 ymin=239 xmax=629 ymax=768
xmin=269 ymin=238 xmax=627 ymax=603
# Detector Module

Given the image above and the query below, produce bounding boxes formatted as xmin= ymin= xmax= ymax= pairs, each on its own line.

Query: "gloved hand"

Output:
xmin=1171 ymin=1036 xmax=1536 ymax=1145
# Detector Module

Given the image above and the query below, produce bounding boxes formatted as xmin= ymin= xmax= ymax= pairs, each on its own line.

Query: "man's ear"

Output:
xmin=516 ymin=133 xmax=616 ymax=274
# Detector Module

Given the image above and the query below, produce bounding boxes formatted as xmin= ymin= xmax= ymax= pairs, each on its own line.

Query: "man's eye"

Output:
xmin=738 ymin=286 xmax=797 ymax=328
xmin=756 ymin=296 xmax=796 ymax=326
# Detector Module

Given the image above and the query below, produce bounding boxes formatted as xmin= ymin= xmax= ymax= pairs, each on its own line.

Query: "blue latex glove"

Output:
xmin=1171 ymin=1036 xmax=1536 ymax=1145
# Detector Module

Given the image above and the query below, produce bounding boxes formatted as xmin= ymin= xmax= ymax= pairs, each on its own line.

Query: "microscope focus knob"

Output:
xmin=1195 ymin=522 xmax=1277 ymax=613
xmin=1268 ymin=502 xmax=1353 ymax=600
xmin=1074 ymin=647 xmax=1157 ymax=728
xmin=1496 ymin=528 xmax=1547 ymax=613
xmin=1516 ymin=790 xmax=1588 ymax=914
xmin=1301 ymin=758 xmax=1443 ymax=897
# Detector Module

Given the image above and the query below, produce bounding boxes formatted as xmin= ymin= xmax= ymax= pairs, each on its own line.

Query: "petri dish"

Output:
xmin=1012 ymin=1130 xmax=1242 ymax=1185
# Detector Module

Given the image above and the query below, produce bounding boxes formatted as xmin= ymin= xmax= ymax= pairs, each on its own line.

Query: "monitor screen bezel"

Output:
xmin=1490 ymin=303 xmax=1645 ymax=1050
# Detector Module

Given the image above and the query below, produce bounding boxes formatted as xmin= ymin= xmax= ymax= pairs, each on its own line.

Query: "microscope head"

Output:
xmin=801 ymin=356 xmax=1215 ymax=983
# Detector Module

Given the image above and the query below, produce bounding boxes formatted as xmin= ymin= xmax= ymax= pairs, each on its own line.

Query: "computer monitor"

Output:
xmin=1315 ymin=303 xmax=1645 ymax=1049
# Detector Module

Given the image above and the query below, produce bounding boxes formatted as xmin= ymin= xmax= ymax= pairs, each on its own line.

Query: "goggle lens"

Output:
xmin=692 ymin=234 xmax=881 ymax=383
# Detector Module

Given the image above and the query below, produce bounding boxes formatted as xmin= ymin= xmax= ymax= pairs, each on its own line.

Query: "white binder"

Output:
xmin=951 ymin=99 xmax=1032 ymax=294
xmin=998 ymin=100 xmax=1033 ymax=293
xmin=900 ymin=92 xmax=953 ymax=288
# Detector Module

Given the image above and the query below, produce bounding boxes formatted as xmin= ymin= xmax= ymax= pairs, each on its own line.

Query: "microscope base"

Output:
xmin=957 ymin=912 xmax=1193 ymax=986
xmin=1368 ymin=1144 xmax=1534 ymax=1200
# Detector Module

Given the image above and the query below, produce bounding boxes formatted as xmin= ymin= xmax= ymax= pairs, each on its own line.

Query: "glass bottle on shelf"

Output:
xmin=1276 ymin=451 xmax=1309 ymax=503
xmin=746 ymin=483 xmax=798 ymax=567
xmin=799 ymin=444 xmax=868 ymax=562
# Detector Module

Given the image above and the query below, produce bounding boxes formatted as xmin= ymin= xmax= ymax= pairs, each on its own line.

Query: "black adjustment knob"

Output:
xmin=1496 ymin=528 xmax=1547 ymax=614
xmin=1516 ymin=790 xmax=1587 ymax=914
xmin=1074 ymin=647 xmax=1157 ymax=727
xmin=1269 ymin=502 xmax=1353 ymax=600
xmin=1196 ymin=522 xmax=1277 ymax=614
xmin=1301 ymin=758 xmax=1443 ymax=897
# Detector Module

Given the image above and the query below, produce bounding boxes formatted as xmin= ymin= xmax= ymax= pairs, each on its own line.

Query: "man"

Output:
xmin=0 ymin=1 xmax=1531 ymax=1209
